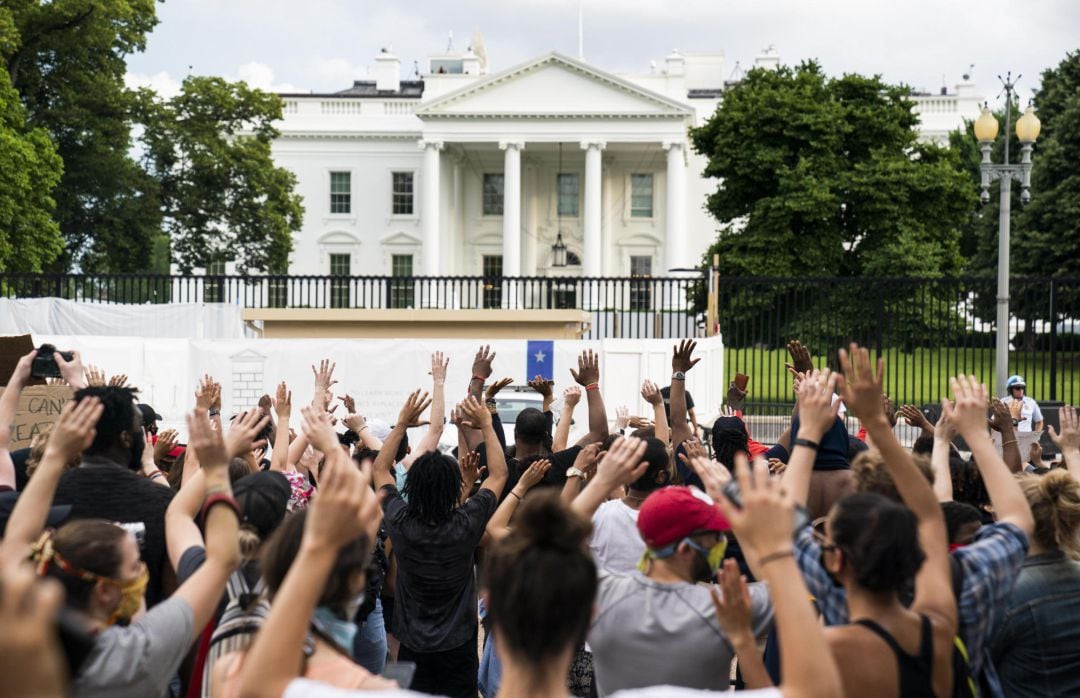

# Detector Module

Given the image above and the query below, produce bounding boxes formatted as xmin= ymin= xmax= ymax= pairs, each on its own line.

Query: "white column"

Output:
xmin=420 ymin=140 xmax=444 ymax=276
xmin=581 ymin=141 xmax=605 ymax=277
xmin=663 ymin=141 xmax=687 ymax=271
xmin=499 ymin=141 xmax=524 ymax=277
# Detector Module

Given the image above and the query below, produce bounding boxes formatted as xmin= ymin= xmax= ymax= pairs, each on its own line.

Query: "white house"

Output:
xmin=267 ymin=44 xmax=983 ymax=283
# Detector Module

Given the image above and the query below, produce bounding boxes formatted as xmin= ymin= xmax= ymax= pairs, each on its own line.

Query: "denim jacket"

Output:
xmin=988 ymin=551 xmax=1080 ymax=698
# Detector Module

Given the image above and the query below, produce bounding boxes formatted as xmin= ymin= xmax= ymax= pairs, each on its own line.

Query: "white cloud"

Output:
xmin=124 ymin=70 xmax=182 ymax=98
xmin=235 ymin=61 xmax=307 ymax=93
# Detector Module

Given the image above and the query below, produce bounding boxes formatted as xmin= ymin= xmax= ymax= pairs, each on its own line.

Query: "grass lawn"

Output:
xmin=725 ymin=346 xmax=1080 ymax=406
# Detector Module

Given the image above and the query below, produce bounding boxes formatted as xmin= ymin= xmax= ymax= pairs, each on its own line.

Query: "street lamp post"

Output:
xmin=974 ymin=73 xmax=1041 ymax=396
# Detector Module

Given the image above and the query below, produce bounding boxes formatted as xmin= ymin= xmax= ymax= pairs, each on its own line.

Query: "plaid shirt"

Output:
xmin=794 ymin=521 xmax=1028 ymax=698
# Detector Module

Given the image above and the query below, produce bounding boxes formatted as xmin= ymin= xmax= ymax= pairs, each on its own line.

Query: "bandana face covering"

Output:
xmin=106 ymin=564 xmax=149 ymax=625
xmin=312 ymin=593 xmax=363 ymax=654
xmin=637 ymin=535 xmax=728 ymax=579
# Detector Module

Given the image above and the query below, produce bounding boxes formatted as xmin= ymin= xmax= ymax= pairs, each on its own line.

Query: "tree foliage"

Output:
xmin=133 ymin=77 xmax=303 ymax=274
xmin=690 ymin=61 xmax=976 ymax=279
xmin=0 ymin=6 xmax=64 ymax=271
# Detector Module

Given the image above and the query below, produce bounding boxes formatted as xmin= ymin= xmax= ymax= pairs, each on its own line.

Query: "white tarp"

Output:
xmin=33 ymin=334 xmax=724 ymax=443
xmin=0 ymin=298 xmax=249 ymax=339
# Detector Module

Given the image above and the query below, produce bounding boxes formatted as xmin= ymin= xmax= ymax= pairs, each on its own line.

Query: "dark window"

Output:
xmin=204 ymin=260 xmax=226 ymax=303
xmin=557 ymin=173 xmax=579 ymax=217
xmin=390 ymin=254 xmax=414 ymax=308
xmin=267 ymin=264 xmax=288 ymax=308
xmin=483 ymin=174 xmax=504 ymax=216
xmin=482 ymin=254 xmax=503 ymax=308
xmin=630 ymin=255 xmax=652 ymax=311
xmin=392 ymin=172 xmax=414 ymax=215
xmin=566 ymin=250 xmax=582 ymax=266
xmin=330 ymin=172 xmax=351 ymax=214
xmin=330 ymin=253 xmax=351 ymax=308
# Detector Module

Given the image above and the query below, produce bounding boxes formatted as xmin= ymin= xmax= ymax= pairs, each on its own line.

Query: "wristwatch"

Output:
xmin=672 ymin=371 xmax=686 ymax=381
xmin=566 ymin=467 xmax=587 ymax=480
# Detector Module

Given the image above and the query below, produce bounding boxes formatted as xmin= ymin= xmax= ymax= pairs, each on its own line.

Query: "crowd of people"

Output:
xmin=0 ymin=336 xmax=1078 ymax=698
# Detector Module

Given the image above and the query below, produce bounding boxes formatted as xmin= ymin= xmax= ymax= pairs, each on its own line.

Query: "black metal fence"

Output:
xmin=718 ymin=276 xmax=1080 ymax=406
xmin=0 ymin=273 xmax=705 ymax=340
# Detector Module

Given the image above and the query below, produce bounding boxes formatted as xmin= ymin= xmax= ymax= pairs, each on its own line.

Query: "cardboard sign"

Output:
xmin=1 ymin=385 xmax=74 ymax=450
xmin=0 ymin=335 xmax=43 ymax=387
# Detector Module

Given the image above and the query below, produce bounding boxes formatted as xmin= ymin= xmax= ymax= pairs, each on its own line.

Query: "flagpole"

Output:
xmin=578 ymin=0 xmax=584 ymax=61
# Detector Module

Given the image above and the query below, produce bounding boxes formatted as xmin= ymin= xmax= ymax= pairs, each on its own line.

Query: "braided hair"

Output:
xmin=402 ymin=452 xmax=463 ymax=525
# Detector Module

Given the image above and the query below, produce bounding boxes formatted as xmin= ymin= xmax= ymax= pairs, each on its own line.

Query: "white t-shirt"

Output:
xmin=1001 ymin=395 xmax=1043 ymax=432
xmin=589 ymin=499 xmax=644 ymax=573
xmin=284 ymin=679 xmax=429 ymax=697
xmin=612 ymin=688 xmax=783 ymax=698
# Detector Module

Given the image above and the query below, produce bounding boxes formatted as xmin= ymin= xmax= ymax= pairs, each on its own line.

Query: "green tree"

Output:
xmin=690 ymin=61 xmax=975 ymax=278
xmin=0 ymin=7 xmax=64 ymax=271
xmin=134 ymin=76 xmax=303 ymax=274
xmin=5 ymin=0 xmax=162 ymax=272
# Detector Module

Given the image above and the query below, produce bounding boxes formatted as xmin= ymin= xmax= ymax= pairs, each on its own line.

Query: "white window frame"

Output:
xmin=628 ymin=173 xmax=655 ymax=220
xmin=388 ymin=169 xmax=418 ymax=220
xmin=325 ymin=168 xmax=356 ymax=222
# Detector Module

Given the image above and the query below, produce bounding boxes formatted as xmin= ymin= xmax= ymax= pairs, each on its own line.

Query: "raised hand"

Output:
xmin=672 ymin=339 xmax=700 ymax=374
xmin=899 ymin=404 xmax=932 ymax=432
xmin=795 ymin=369 xmax=841 ymax=441
xmin=472 ymin=345 xmax=496 ymax=380
xmin=571 ymin=443 xmax=602 ymax=480
xmin=459 ymin=451 xmax=481 ymax=491
xmin=594 ymin=436 xmax=648 ymax=488
xmin=641 ymin=380 xmax=662 ymax=406
xmin=942 ymin=375 xmax=990 ymax=438
xmin=45 ymin=397 xmax=103 ymax=463
xmin=188 ymin=409 xmax=228 ymax=470
xmin=726 ymin=380 xmax=748 ymax=409
xmin=714 ymin=455 xmax=793 ymax=562
xmin=517 ymin=458 xmax=552 ymax=491
xmin=628 ymin=415 xmax=654 ymax=429
xmin=153 ymin=428 xmax=179 ymax=463
xmin=140 ymin=430 xmax=157 ymax=470
xmin=397 ymin=389 xmax=433 ymax=428
xmin=195 ymin=374 xmax=216 ymax=410
xmin=570 ymin=349 xmax=600 ymax=387
xmin=528 ymin=375 xmax=554 ymax=398
xmin=273 ymin=382 xmax=292 ymax=417
xmin=311 ymin=359 xmax=338 ymax=392
xmin=0 ymin=564 xmax=68 ymax=698
xmin=837 ymin=344 xmax=886 ymax=424
xmin=225 ymin=409 xmax=271 ymax=459
xmin=711 ymin=558 xmax=754 ymax=637
xmin=563 ymin=386 xmax=582 ymax=409
xmin=344 ymin=413 xmax=367 ymax=433
xmin=54 ymin=350 xmax=85 ymax=389
xmin=85 ymin=365 xmax=106 ymax=387
xmin=934 ymin=409 xmax=957 ymax=443
xmin=678 ymin=442 xmax=732 ymax=502
xmin=883 ymin=395 xmax=897 ymax=428
xmin=430 ymin=351 xmax=449 ymax=385
xmin=258 ymin=393 xmax=273 ymax=415
xmin=339 ymin=393 xmax=357 ymax=415
xmin=615 ymin=406 xmax=630 ymax=431
xmin=1048 ymin=405 xmax=1080 ymax=453
xmin=785 ymin=339 xmax=814 ymax=375
xmin=458 ymin=395 xmax=491 ymax=430
xmin=989 ymin=397 xmax=1014 ymax=433
xmin=300 ymin=404 xmax=339 ymax=454
xmin=485 ymin=377 xmax=514 ymax=401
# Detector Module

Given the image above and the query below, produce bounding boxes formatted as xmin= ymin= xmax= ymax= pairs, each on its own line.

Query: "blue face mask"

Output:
xmin=312 ymin=603 xmax=360 ymax=653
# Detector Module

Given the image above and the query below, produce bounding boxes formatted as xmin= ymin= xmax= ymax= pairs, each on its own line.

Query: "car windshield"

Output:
xmin=495 ymin=396 xmax=543 ymax=427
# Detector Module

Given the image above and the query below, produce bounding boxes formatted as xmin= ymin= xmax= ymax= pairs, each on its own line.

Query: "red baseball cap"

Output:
xmin=637 ymin=486 xmax=730 ymax=549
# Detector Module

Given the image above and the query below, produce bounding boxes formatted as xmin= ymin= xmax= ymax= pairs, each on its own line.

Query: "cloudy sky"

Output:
xmin=127 ymin=0 xmax=1079 ymax=104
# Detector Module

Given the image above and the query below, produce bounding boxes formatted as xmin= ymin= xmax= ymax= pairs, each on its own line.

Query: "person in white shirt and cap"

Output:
xmin=1002 ymin=375 xmax=1043 ymax=433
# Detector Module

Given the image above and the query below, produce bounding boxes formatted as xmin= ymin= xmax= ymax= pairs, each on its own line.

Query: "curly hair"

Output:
xmin=402 ymin=452 xmax=463 ymax=525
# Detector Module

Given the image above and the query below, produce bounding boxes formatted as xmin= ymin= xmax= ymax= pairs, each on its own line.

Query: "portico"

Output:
xmin=414 ymin=53 xmax=693 ymax=279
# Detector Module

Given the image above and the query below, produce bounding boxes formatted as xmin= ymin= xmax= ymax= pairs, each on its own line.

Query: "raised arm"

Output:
xmin=669 ymin=339 xmax=701 ymax=448
xmin=172 ymin=408 xmax=262 ymax=638
xmin=461 ymin=396 xmax=507 ymax=498
xmin=839 ymin=346 xmax=955 ymax=628
xmin=165 ymin=468 xmax=208 ymax=571
xmin=372 ymin=390 xmax=431 ymax=491
xmin=946 ymin=378 xmax=1035 ymax=538
xmin=484 ymin=459 xmax=551 ymax=544
xmin=0 ymin=351 xmax=36 ymax=490
xmin=462 ymin=345 xmax=495 ymax=451
xmin=569 ymin=350 xmax=609 ymax=446
xmin=899 ymin=404 xmax=935 ymax=439
xmin=930 ymin=411 xmax=956 ymax=502
xmin=405 ymin=352 xmax=448 ymax=465
xmin=268 ymin=382 xmax=292 ymax=472
xmin=641 ymin=380 xmax=670 ymax=444
xmin=989 ymin=398 xmax=1023 ymax=474
xmin=0 ymin=397 xmax=102 ymax=563
xmin=54 ymin=350 xmax=88 ymax=391
xmin=781 ymin=370 xmax=840 ymax=508
xmin=570 ymin=437 xmax=648 ymax=522
xmin=1049 ymin=405 xmax=1080 ymax=480
xmin=238 ymin=448 xmax=381 ymax=698
xmin=553 ymin=386 xmax=581 ymax=452
xmin=528 ymin=375 xmax=555 ymax=415
xmin=713 ymin=456 xmax=844 ymax=698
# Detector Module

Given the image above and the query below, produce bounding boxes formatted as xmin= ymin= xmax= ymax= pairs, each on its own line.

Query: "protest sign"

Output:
xmin=0 ymin=384 xmax=74 ymax=450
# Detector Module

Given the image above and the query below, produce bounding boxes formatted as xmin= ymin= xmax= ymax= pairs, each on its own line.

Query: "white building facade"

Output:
xmin=269 ymin=46 xmax=982 ymax=282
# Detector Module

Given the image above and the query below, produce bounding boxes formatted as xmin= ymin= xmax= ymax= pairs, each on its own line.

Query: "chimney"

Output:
xmin=665 ymin=49 xmax=685 ymax=77
xmin=754 ymin=45 xmax=780 ymax=71
xmin=375 ymin=48 xmax=400 ymax=92
xmin=462 ymin=47 xmax=481 ymax=75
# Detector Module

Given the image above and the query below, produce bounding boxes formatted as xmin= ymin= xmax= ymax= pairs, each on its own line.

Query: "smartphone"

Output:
xmin=721 ymin=479 xmax=809 ymax=534
xmin=382 ymin=661 xmax=417 ymax=688
xmin=30 ymin=344 xmax=74 ymax=379
xmin=734 ymin=373 xmax=750 ymax=392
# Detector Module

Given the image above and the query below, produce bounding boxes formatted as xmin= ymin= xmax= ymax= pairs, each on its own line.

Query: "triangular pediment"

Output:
xmin=417 ymin=53 xmax=692 ymax=120
xmin=380 ymin=231 xmax=422 ymax=246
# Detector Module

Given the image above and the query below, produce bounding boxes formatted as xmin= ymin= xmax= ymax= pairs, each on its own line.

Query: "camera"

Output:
xmin=31 ymin=344 xmax=74 ymax=379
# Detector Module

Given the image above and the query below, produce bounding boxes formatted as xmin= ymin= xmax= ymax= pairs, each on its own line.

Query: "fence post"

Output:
xmin=1049 ymin=278 xmax=1057 ymax=402
xmin=875 ymin=283 xmax=885 ymax=354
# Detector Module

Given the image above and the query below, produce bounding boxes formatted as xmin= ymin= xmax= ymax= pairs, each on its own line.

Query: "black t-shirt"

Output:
xmin=53 ymin=462 xmax=175 ymax=606
xmin=381 ymin=484 xmax=498 ymax=652
xmin=660 ymin=386 xmax=695 ymax=419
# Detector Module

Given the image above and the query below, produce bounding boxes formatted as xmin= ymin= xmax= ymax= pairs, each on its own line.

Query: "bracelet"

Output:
xmin=508 ymin=491 xmax=523 ymax=501
xmin=148 ymin=470 xmax=166 ymax=481
xmin=757 ymin=549 xmax=795 ymax=567
xmin=358 ymin=425 xmax=369 ymax=433
xmin=1001 ymin=439 xmax=1018 ymax=446
xmin=471 ymin=375 xmax=487 ymax=383
xmin=208 ymin=409 xmax=220 ymax=417
xmin=201 ymin=492 xmax=240 ymax=521
xmin=792 ymin=437 xmax=820 ymax=451
xmin=585 ymin=383 xmax=600 ymax=392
